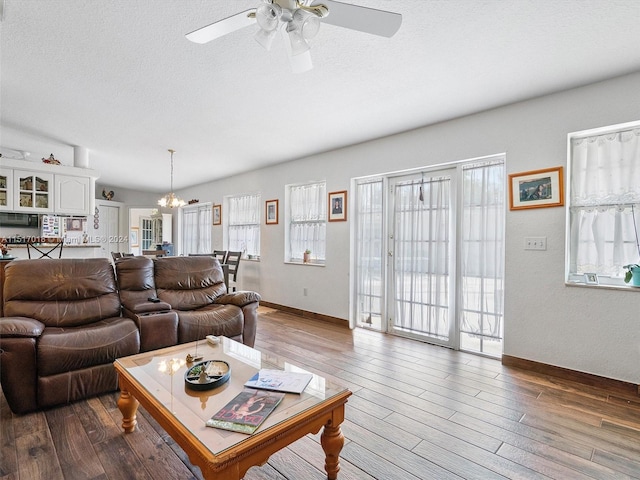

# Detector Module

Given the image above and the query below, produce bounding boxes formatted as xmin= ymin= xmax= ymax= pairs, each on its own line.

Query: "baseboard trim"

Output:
xmin=259 ymin=301 xmax=348 ymax=328
xmin=502 ymin=354 xmax=640 ymax=397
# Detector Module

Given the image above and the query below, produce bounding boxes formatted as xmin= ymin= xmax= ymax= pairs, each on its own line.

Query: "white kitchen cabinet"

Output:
xmin=13 ymin=170 xmax=53 ymax=212
xmin=0 ymin=158 xmax=98 ymax=215
xmin=54 ymin=174 xmax=92 ymax=215
xmin=0 ymin=168 xmax=13 ymax=211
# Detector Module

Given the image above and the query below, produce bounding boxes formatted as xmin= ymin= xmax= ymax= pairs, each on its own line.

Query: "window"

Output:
xmin=567 ymin=121 xmax=640 ymax=287
xmin=227 ymin=193 xmax=261 ymax=257
xmin=180 ymin=203 xmax=212 ymax=255
xmin=141 ymin=218 xmax=153 ymax=250
xmin=286 ymin=181 xmax=326 ymax=263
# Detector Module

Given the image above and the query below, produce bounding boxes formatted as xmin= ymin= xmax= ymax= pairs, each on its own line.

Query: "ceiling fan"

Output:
xmin=186 ymin=0 xmax=402 ymax=73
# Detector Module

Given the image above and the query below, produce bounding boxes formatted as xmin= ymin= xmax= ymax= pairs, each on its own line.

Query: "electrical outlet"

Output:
xmin=524 ymin=237 xmax=547 ymax=250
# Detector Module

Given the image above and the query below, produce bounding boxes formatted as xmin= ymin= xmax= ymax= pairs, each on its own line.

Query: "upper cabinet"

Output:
xmin=54 ymin=174 xmax=91 ymax=215
xmin=0 ymin=158 xmax=98 ymax=215
xmin=0 ymin=168 xmax=14 ymax=211
xmin=14 ymin=170 xmax=53 ymax=212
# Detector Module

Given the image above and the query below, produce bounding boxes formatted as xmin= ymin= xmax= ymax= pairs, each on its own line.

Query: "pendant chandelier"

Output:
xmin=158 ymin=149 xmax=186 ymax=208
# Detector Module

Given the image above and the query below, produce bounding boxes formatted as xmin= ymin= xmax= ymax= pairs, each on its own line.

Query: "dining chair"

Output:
xmin=213 ymin=250 xmax=228 ymax=264
xmin=27 ymin=241 xmax=64 ymax=259
xmin=225 ymin=251 xmax=242 ymax=292
xmin=111 ymin=252 xmax=122 ymax=260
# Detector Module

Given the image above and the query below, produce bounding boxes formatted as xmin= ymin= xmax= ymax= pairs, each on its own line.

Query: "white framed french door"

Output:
xmin=388 ymin=169 xmax=457 ymax=347
xmin=351 ymin=155 xmax=505 ymax=357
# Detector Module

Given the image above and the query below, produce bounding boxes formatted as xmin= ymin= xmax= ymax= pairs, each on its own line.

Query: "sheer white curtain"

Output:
xmin=181 ymin=203 xmax=212 ymax=254
xmin=289 ymin=182 xmax=326 ymax=261
xmin=393 ymin=175 xmax=451 ymax=339
xmin=570 ymin=127 xmax=640 ymax=278
xmin=228 ymin=194 xmax=260 ymax=256
xmin=460 ymin=161 xmax=505 ymax=351
xmin=354 ymin=179 xmax=384 ymax=329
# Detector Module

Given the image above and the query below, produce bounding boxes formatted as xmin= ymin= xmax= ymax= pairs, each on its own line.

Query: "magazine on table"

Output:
xmin=244 ymin=369 xmax=313 ymax=394
xmin=206 ymin=388 xmax=285 ymax=434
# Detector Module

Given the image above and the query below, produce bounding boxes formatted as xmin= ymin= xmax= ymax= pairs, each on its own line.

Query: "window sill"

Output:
xmin=285 ymin=260 xmax=325 ymax=267
xmin=565 ymin=281 xmax=640 ymax=291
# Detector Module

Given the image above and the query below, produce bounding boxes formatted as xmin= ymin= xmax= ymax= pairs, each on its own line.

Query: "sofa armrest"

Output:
xmin=0 ymin=318 xmax=43 ymax=413
xmin=122 ymin=300 xmax=172 ymax=315
xmin=122 ymin=307 xmax=178 ymax=352
xmin=214 ymin=291 xmax=261 ymax=308
xmin=0 ymin=317 xmax=45 ymax=338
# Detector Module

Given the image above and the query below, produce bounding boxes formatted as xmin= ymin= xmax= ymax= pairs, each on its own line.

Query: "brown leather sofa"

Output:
xmin=115 ymin=255 xmax=260 ymax=349
xmin=0 ymin=256 xmax=260 ymax=414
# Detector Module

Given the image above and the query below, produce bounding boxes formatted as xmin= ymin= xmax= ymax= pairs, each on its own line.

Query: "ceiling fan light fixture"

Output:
xmin=256 ymin=2 xmax=282 ymax=31
xmin=287 ymin=29 xmax=309 ymax=56
xmin=292 ymin=9 xmax=321 ymax=40
xmin=254 ymin=27 xmax=277 ymax=50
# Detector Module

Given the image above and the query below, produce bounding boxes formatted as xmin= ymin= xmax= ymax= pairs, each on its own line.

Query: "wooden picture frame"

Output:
xmin=328 ymin=190 xmax=347 ymax=222
xmin=130 ymin=227 xmax=139 ymax=247
xmin=265 ymin=199 xmax=279 ymax=225
xmin=509 ymin=166 xmax=564 ymax=210
xmin=212 ymin=204 xmax=222 ymax=225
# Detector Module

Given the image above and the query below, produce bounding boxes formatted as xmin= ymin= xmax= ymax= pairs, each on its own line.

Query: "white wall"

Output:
xmin=179 ymin=72 xmax=640 ymax=385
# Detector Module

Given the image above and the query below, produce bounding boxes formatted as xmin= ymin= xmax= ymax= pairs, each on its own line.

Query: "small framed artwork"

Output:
xmin=265 ymin=199 xmax=279 ymax=225
xmin=130 ymin=227 xmax=139 ymax=247
xmin=328 ymin=190 xmax=347 ymax=222
xmin=212 ymin=205 xmax=221 ymax=226
xmin=584 ymin=273 xmax=599 ymax=285
xmin=509 ymin=166 xmax=564 ymax=210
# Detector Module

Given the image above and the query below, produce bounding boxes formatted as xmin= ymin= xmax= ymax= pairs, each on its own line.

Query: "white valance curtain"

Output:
xmin=289 ymin=182 xmax=326 ymax=261
xmin=570 ymin=128 xmax=640 ymax=274
xmin=228 ymin=194 xmax=260 ymax=256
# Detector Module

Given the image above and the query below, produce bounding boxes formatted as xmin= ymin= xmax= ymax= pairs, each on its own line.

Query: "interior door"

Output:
xmin=95 ymin=201 xmax=122 ymax=258
xmin=388 ymin=169 xmax=456 ymax=347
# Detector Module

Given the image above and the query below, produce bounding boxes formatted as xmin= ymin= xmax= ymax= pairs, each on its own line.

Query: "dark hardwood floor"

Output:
xmin=2 ymin=306 xmax=640 ymax=479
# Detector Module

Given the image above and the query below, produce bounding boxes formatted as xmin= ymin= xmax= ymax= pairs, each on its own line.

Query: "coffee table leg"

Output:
xmin=117 ymin=386 xmax=139 ymax=433
xmin=321 ymin=420 xmax=345 ymax=480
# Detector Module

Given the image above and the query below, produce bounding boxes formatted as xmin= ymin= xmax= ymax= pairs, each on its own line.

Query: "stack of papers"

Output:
xmin=244 ymin=369 xmax=313 ymax=394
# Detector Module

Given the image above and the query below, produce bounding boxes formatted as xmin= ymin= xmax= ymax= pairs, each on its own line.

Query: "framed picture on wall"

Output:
xmin=212 ymin=205 xmax=222 ymax=225
xmin=508 ymin=166 xmax=564 ymax=210
xmin=328 ymin=190 xmax=347 ymax=222
xmin=130 ymin=227 xmax=139 ymax=247
xmin=265 ymin=199 xmax=278 ymax=225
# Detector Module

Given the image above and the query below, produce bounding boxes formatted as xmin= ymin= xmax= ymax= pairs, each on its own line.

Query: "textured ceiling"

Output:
xmin=1 ymin=0 xmax=640 ymax=193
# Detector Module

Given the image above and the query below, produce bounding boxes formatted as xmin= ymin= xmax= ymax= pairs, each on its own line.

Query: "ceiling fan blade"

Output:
xmin=312 ymin=0 xmax=401 ymax=37
xmin=186 ymin=9 xmax=257 ymax=44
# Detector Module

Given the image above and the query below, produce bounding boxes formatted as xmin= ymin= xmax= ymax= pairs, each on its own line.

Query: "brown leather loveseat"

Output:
xmin=0 ymin=256 xmax=260 ymax=414
xmin=115 ymin=255 xmax=260 ymax=350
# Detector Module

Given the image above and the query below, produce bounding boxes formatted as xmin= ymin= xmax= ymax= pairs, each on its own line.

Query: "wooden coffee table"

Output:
xmin=114 ymin=337 xmax=351 ymax=480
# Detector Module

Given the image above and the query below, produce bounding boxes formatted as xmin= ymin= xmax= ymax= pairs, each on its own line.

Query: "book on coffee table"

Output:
xmin=244 ymin=369 xmax=313 ymax=394
xmin=206 ymin=389 xmax=285 ymax=434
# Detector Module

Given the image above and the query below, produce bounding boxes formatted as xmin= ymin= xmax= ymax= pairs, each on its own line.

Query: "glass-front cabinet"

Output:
xmin=0 ymin=168 xmax=13 ymax=211
xmin=14 ymin=170 xmax=53 ymax=212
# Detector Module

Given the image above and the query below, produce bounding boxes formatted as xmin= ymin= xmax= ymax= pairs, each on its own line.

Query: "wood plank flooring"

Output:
xmin=2 ymin=306 xmax=640 ymax=479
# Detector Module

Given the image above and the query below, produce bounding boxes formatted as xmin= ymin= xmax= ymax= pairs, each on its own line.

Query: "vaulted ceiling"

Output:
xmin=2 ymin=0 xmax=640 ymax=192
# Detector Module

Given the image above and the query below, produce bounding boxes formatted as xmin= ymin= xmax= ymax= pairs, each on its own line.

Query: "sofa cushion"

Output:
xmin=37 ymin=317 xmax=140 ymax=377
xmin=116 ymin=256 xmax=160 ymax=308
xmin=154 ymin=256 xmax=226 ymax=310
xmin=4 ymin=258 xmax=121 ymax=327
xmin=177 ymin=304 xmax=244 ymax=343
